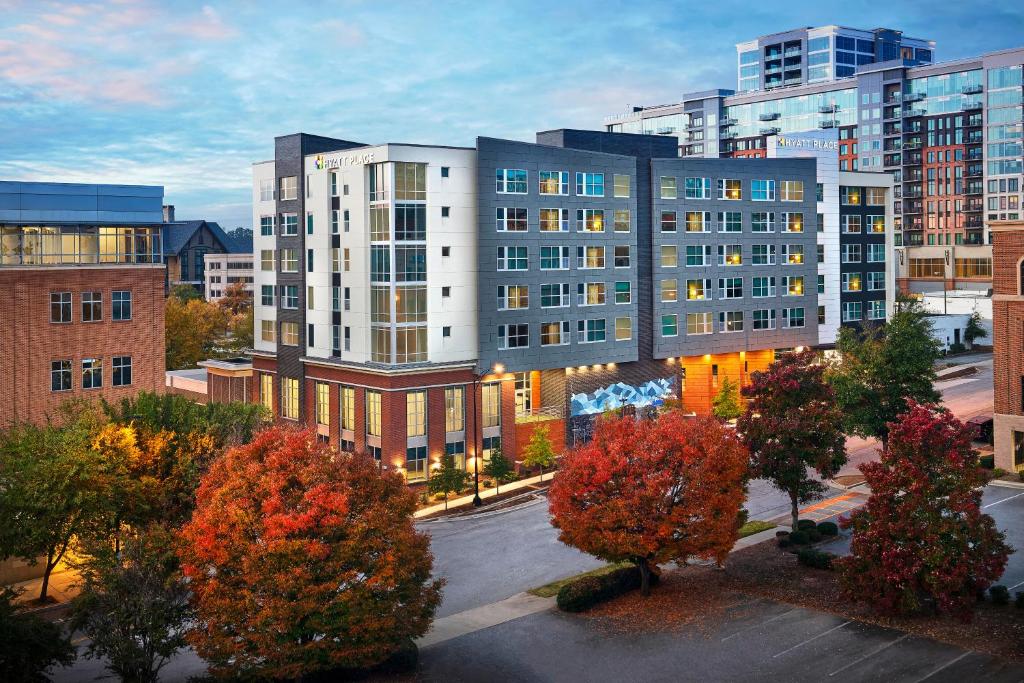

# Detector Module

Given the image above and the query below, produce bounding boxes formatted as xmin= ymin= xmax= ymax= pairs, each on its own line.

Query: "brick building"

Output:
xmin=0 ymin=181 xmax=166 ymax=426
xmin=991 ymin=220 xmax=1024 ymax=471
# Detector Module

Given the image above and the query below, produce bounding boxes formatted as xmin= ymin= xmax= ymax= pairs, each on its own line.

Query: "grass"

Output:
xmin=738 ymin=520 xmax=776 ymax=538
xmin=528 ymin=563 xmax=632 ymax=598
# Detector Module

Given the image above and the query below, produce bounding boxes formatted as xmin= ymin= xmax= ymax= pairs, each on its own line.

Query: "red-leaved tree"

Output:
xmin=549 ymin=412 xmax=748 ymax=595
xmin=837 ymin=402 xmax=1010 ymax=620
xmin=178 ymin=427 xmax=442 ymax=680
xmin=738 ymin=350 xmax=846 ymax=531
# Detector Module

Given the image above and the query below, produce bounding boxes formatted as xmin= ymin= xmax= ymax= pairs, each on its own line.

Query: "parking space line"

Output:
xmin=910 ymin=651 xmax=972 ymax=682
xmin=720 ymin=608 xmax=799 ymax=642
xmin=772 ymin=621 xmax=851 ymax=658
xmin=827 ymin=634 xmax=909 ymax=677
xmin=982 ymin=491 xmax=1024 ymax=509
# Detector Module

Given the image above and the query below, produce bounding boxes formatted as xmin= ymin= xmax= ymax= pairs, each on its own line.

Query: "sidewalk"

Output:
xmin=10 ymin=567 xmax=78 ymax=614
xmin=414 ymin=471 xmax=553 ymax=518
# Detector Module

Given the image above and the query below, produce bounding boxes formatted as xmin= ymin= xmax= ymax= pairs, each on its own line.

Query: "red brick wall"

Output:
xmin=0 ymin=266 xmax=165 ymax=426
xmin=992 ymin=226 xmax=1024 ymax=416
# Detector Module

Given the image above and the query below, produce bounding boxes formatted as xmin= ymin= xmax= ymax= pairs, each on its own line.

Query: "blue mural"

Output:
xmin=570 ymin=376 xmax=677 ymax=416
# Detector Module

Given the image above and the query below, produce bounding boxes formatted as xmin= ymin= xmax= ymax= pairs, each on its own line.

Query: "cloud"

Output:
xmin=173 ymin=5 xmax=237 ymax=40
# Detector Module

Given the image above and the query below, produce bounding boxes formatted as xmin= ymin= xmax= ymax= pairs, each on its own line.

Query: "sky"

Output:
xmin=1 ymin=1 xmax=1021 ymax=229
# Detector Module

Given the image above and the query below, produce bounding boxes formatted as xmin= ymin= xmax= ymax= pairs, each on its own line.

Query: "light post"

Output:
xmin=472 ymin=362 xmax=504 ymax=507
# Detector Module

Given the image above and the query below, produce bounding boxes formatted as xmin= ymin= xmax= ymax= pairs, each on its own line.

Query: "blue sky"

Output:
xmin=1 ymin=1 xmax=1021 ymax=229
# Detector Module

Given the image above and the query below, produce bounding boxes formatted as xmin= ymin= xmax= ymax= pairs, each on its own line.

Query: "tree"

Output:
xmin=521 ymin=426 xmax=558 ymax=480
xmin=165 ymin=295 xmax=230 ymax=370
xmin=829 ymin=297 xmax=941 ymax=445
xmin=837 ymin=403 xmax=1010 ymax=620
xmin=549 ymin=412 xmax=748 ymax=595
xmin=0 ymin=587 xmax=74 ymax=683
xmin=428 ymin=454 xmax=470 ymax=509
xmin=179 ymin=427 xmax=442 ymax=680
xmin=711 ymin=377 xmax=742 ymax=422
xmin=217 ymin=281 xmax=252 ymax=317
xmin=738 ymin=350 xmax=846 ymax=531
xmin=482 ymin=446 xmax=515 ymax=494
xmin=964 ymin=309 xmax=987 ymax=348
xmin=169 ymin=284 xmax=202 ymax=302
xmin=70 ymin=525 xmax=192 ymax=683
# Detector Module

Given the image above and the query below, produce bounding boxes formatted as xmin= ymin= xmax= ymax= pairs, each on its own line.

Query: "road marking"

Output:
xmin=828 ymin=634 xmax=909 ymax=677
xmin=982 ymin=491 xmax=1024 ymax=509
xmin=720 ymin=608 xmax=799 ymax=642
xmin=772 ymin=621 xmax=851 ymax=658
xmin=1008 ymin=579 xmax=1024 ymax=591
xmin=911 ymin=651 xmax=973 ymax=682
xmin=71 ymin=636 xmax=89 ymax=645
xmin=800 ymin=493 xmax=856 ymax=515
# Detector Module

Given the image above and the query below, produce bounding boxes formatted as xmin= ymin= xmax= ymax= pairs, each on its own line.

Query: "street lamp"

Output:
xmin=472 ymin=363 xmax=504 ymax=507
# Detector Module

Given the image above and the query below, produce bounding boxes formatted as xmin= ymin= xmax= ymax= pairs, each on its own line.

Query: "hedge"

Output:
xmin=796 ymin=548 xmax=836 ymax=570
xmin=816 ymin=521 xmax=839 ymax=536
xmin=556 ymin=565 xmax=658 ymax=612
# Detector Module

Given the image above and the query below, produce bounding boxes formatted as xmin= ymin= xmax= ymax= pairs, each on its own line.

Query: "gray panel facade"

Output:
xmin=0 ymin=181 xmax=164 ymax=223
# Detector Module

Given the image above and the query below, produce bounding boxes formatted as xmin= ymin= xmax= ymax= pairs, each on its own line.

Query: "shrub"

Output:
xmin=807 ymin=529 xmax=823 ymax=543
xmin=797 ymin=519 xmax=817 ymax=531
xmin=990 ymin=585 xmax=1010 ymax=605
xmin=797 ymin=548 xmax=836 ymax=570
xmin=991 ymin=468 xmax=1008 ymax=480
xmin=979 ymin=454 xmax=995 ymax=469
xmin=1019 ymin=471 xmax=1024 ymax=482
xmin=788 ymin=530 xmax=810 ymax=545
xmin=775 ymin=530 xmax=790 ymax=538
xmin=555 ymin=566 xmax=657 ymax=612
xmin=1015 ymin=591 xmax=1024 ymax=609
xmin=947 ymin=342 xmax=967 ymax=355
xmin=817 ymin=522 xmax=839 ymax=536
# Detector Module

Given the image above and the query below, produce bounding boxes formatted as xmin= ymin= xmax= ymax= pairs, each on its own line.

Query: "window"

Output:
xmin=281 ymin=285 xmax=298 ymax=309
xmin=751 ymin=212 xmax=773 ymax=233
xmin=343 ymin=209 xmax=350 ymax=232
xmin=539 ymin=171 xmax=568 ymax=195
xmin=954 ymin=258 xmax=992 ymax=278
xmin=752 ymin=244 xmax=776 ymax=265
xmin=868 ymin=300 xmax=886 ymax=320
xmin=395 ymin=204 xmax=427 ymax=240
xmin=82 ymin=358 xmax=102 ymax=389
xmin=366 ymin=390 xmax=381 ymax=436
xmin=686 ymin=278 xmax=711 ymax=301
xmin=719 ymin=311 xmax=743 ymax=332
xmin=718 ymin=212 xmax=742 ymax=233
xmin=81 ymin=291 xmax=101 ymax=322
xmin=279 ymin=176 xmax=297 ymax=200
xmin=577 ymin=246 xmax=605 ymax=269
xmin=306 ymin=213 xmax=314 ymax=234
xmin=576 ymin=209 xmax=605 ymax=233
xmin=261 ymin=319 xmax=275 ymax=342
xmin=259 ymin=374 xmax=273 ymax=412
xmin=613 ymin=174 xmax=630 ymax=198
xmin=483 ymin=383 xmax=501 ymax=428
xmin=540 ymin=246 xmax=570 ymax=270
xmin=685 ymin=211 xmax=710 ymax=232
xmin=661 ymin=314 xmax=678 ymax=337
xmin=660 ymin=176 xmax=677 ymax=199
xmin=51 ymin=360 xmax=71 ymax=392
xmin=108 ymin=290 xmax=131 ymax=321
xmin=867 ymin=244 xmax=885 ymax=263
xmin=613 ymin=210 xmax=631 ymax=232
xmin=686 ymin=312 xmax=713 ymax=335
xmin=497 ymin=207 xmax=528 ymax=232
xmin=614 ymin=317 xmax=632 ymax=341
xmin=497 ymin=284 xmax=529 ymax=310
xmin=783 ymin=275 xmax=804 ymax=296
xmin=499 ymin=323 xmax=529 ymax=349
xmin=578 ymin=282 xmax=606 ymax=306
xmin=407 ymin=391 xmax=426 ymax=437
xmin=842 ymin=244 xmax=862 ymax=263
xmin=307 ymin=249 xmax=314 ymax=272
xmin=406 ymin=447 xmax=427 ymax=483
xmin=49 ymin=292 xmax=71 ymax=325
xmin=661 ymin=245 xmax=678 ymax=268
xmin=780 ymin=180 xmax=804 ymax=201
xmin=497 ymin=246 xmax=528 ymax=271
xmin=541 ymin=321 xmax=570 ymax=346
xmin=260 ymin=216 xmax=274 ymax=236
xmin=660 ymin=279 xmax=678 ymax=302
xmin=752 ymin=309 xmax=776 ymax=330
xmin=575 ymin=172 xmax=604 ymax=197
xmin=540 ymin=283 xmax=569 ymax=308
xmin=395 ymin=246 xmax=427 ymax=281
xmin=540 ymin=208 xmax=569 ymax=232
xmin=783 ymin=212 xmax=804 ymax=232
xmin=685 ymin=177 xmax=711 ymax=199
xmin=614 ymin=245 xmax=630 ymax=268
xmin=783 ymin=307 xmax=805 ymax=328
xmin=866 ymin=187 xmax=886 ymax=205
xmin=343 ymin=248 xmax=351 ymax=271
xmin=842 ymin=302 xmax=863 ymax=322
xmin=112 ymin=355 xmax=132 ymax=387
xmin=340 ymin=386 xmax=355 ymax=431
xmin=685 ymin=245 xmax=711 ymax=267
xmin=613 ymin=281 xmax=631 ymax=304
xmin=496 ymin=168 xmax=527 ymax=194
xmin=281 ymin=321 xmax=299 ymax=346
xmin=718 ymin=178 xmax=742 ymax=200
xmin=866 ymin=271 xmax=885 ymax=291
xmin=842 ymin=273 xmax=862 ymax=293
xmin=281 ymin=213 xmax=297 ymax=235
xmin=446 ymin=441 xmax=467 ymax=470
xmin=280 ymin=249 xmax=298 ymax=272
xmin=841 ymin=215 xmax=862 ymax=234
xmin=782 ymin=244 xmax=804 ymax=265
xmin=260 ymin=250 xmax=274 ymax=271
xmin=752 ymin=179 xmax=775 ymax=201
xmin=752 ymin=276 xmax=775 ymax=297
xmin=370 ymin=206 xmax=389 ymax=241
xmin=330 ymin=172 xmax=338 ymax=197
xmin=867 ymin=215 xmax=885 ymax=233
xmin=259 ymin=179 xmax=274 ymax=202
xmin=660 ymin=211 xmax=677 ymax=232
xmin=840 ymin=186 xmax=861 ymax=205
xmin=577 ymin=319 xmax=606 ymax=343
xmin=718 ymin=277 xmax=743 ymax=299
xmin=441 ymin=166 xmax=450 ymax=178
xmin=718 ymin=244 xmax=742 ymax=266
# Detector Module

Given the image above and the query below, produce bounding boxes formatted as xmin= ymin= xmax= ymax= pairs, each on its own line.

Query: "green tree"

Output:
xmin=427 ymin=454 xmax=470 ymax=509
xmin=0 ymin=587 xmax=74 ymax=683
xmin=521 ymin=426 xmax=558 ymax=480
xmin=964 ymin=310 xmax=988 ymax=348
xmin=164 ymin=295 xmax=230 ymax=370
xmin=482 ymin=447 xmax=515 ymax=494
xmin=70 ymin=525 xmax=192 ymax=683
xmin=829 ymin=297 xmax=941 ymax=445
xmin=711 ymin=377 xmax=742 ymax=422
xmin=169 ymin=284 xmax=202 ymax=302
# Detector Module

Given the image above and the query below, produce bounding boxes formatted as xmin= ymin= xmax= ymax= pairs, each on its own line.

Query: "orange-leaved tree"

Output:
xmin=179 ymin=427 xmax=442 ymax=680
xmin=549 ymin=412 xmax=748 ymax=595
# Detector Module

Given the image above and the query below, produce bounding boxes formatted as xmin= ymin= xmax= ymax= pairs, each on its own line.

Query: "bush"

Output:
xmin=992 ymin=468 xmax=1008 ymax=479
xmin=947 ymin=342 xmax=967 ymax=355
xmin=817 ymin=522 xmax=839 ymax=536
xmin=980 ymin=454 xmax=995 ymax=469
xmin=788 ymin=530 xmax=810 ymax=545
xmin=775 ymin=530 xmax=790 ymax=538
xmin=1015 ymin=591 xmax=1024 ymax=609
xmin=556 ymin=566 xmax=657 ymax=612
xmin=807 ymin=529 xmax=823 ymax=543
xmin=796 ymin=519 xmax=817 ymax=531
xmin=797 ymin=548 xmax=836 ymax=570
xmin=990 ymin=585 xmax=1010 ymax=605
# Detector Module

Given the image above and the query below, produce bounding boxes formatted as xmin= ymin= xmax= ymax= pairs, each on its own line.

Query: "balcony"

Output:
xmin=903 ymin=92 xmax=926 ymax=103
xmin=904 ymin=108 xmax=927 ymax=118
xmin=656 ymin=127 xmax=677 ymax=135
xmin=886 ymin=92 xmax=902 ymax=104
xmin=819 ymin=119 xmax=839 ymax=129
xmin=966 ymin=115 xmax=983 ymax=128
xmin=963 ymin=232 xmax=985 ymax=244
xmin=760 ymin=126 xmax=781 ymax=136
xmin=764 ymin=65 xmax=782 ymax=75
xmin=884 ymin=141 xmax=903 ymax=152
xmin=883 ymin=107 xmax=902 ymax=122
xmin=966 ymin=149 xmax=983 ymax=161
xmin=758 ymin=112 xmax=780 ymax=121
xmin=903 ymin=139 xmax=922 ymax=150
xmin=784 ymin=47 xmax=802 ymax=57
xmin=903 ymin=201 xmax=923 ymax=214
xmin=962 ymin=85 xmax=983 ymax=95
xmin=965 ymin=166 xmax=983 ymax=178
xmin=515 ymin=406 xmax=564 ymax=425
xmin=966 ymin=132 xmax=984 ymax=144
xmin=902 ymin=153 xmax=922 ymax=166
xmin=720 ymin=131 xmax=738 ymax=140
xmin=903 ymin=169 xmax=923 ymax=181
xmin=720 ymin=117 xmax=737 ymax=126
xmin=964 ymin=100 xmax=983 ymax=111
xmin=783 ymin=77 xmax=803 ymax=86
xmin=903 ymin=187 xmax=923 ymax=199
xmin=884 ymin=154 xmax=903 ymax=167
xmin=903 ymin=122 xmax=922 ymax=134
xmin=965 ymin=200 xmax=984 ymax=212
xmin=965 ymin=185 xmax=984 ymax=196
xmin=884 ymin=125 xmax=902 ymax=136
xmin=965 ymin=217 xmax=984 ymax=229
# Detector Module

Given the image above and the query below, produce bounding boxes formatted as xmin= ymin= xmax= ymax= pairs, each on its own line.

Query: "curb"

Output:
xmin=416 ymin=492 xmax=547 ymax=524
xmin=988 ymin=479 xmax=1024 ymax=490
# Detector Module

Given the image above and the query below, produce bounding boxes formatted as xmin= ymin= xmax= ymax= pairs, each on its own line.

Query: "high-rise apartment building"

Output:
xmin=245 ymin=128 xmax=891 ymax=483
xmin=0 ymin=181 xmax=166 ymax=425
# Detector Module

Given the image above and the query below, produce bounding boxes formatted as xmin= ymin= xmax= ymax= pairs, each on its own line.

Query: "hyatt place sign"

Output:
xmin=777 ymin=136 xmax=839 ymax=151
xmin=315 ymin=152 xmax=375 ymax=170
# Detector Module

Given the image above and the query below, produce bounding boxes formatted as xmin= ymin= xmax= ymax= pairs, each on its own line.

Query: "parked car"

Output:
xmin=967 ymin=414 xmax=994 ymax=445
